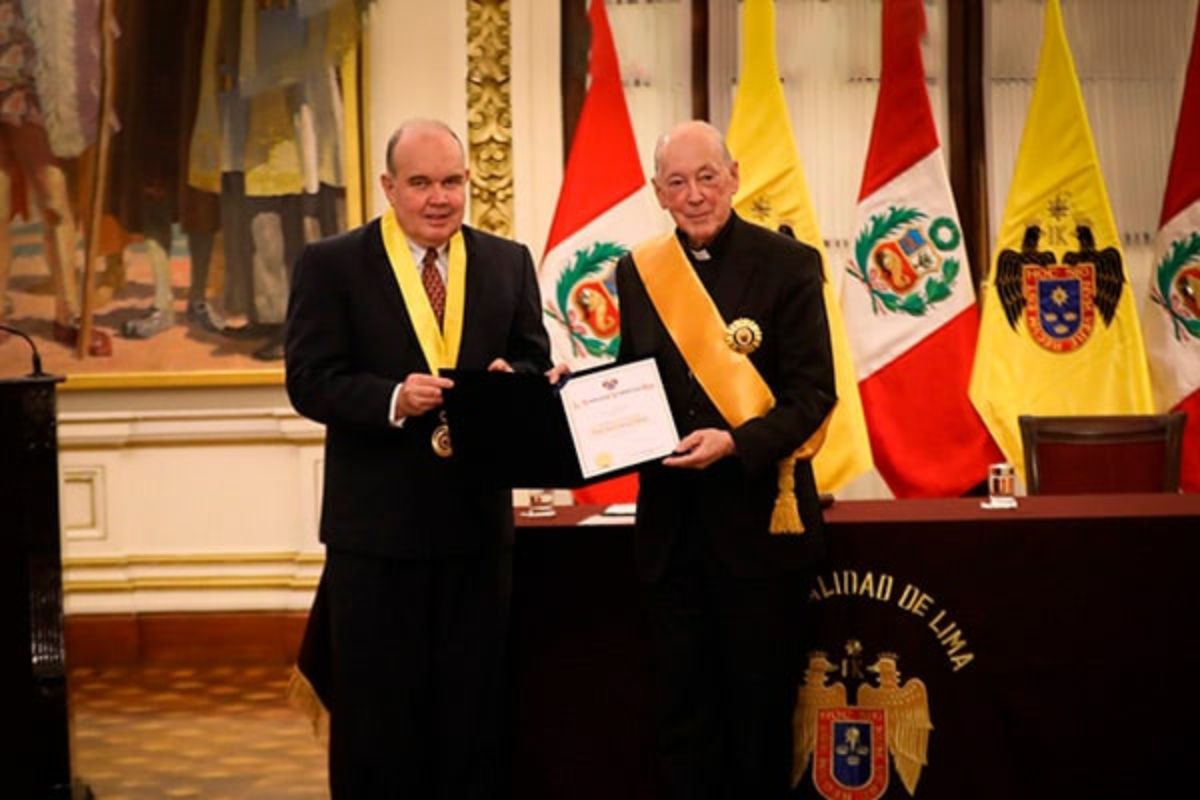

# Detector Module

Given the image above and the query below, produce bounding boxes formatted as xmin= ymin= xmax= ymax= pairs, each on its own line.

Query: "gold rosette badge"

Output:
xmin=724 ymin=318 xmax=763 ymax=355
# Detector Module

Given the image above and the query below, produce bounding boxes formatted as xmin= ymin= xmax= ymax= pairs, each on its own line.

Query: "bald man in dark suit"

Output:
xmin=615 ymin=121 xmax=836 ymax=800
xmin=285 ymin=119 xmax=551 ymax=800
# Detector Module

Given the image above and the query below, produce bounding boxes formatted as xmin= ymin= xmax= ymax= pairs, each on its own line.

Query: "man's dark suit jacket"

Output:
xmin=616 ymin=214 xmax=836 ymax=582
xmin=285 ymin=218 xmax=551 ymax=560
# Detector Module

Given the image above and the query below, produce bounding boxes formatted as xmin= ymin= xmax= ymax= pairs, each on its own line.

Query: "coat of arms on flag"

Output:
xmin=995 ymin=223 xmax=1125 ymax=353
xmin=543 ymin=241 xmax=626 ymax=359
xmin=850 ymin=206 xmax=964 ymax=317
xmin=1151 ymin=232 xmax=1200 ymax=342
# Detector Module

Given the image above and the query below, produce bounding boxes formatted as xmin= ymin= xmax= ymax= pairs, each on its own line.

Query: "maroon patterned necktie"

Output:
xmin=421 ymin=247 xmax=446 ymax=327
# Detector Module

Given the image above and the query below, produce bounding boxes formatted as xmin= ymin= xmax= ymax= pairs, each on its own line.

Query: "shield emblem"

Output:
xmin=898 ymin=227 xmax=940 ymax=274
xmin=1174 ymin=265 xmax=1200 ymax=319
xmin=1022 ymin=263 xmax=1096 ymax=352
xmin=813 ymin=707 xmax=889 ymax=800
xmin=570 ymin=278 xmax=620 ymax=338
xmin=870 ymin=241 xmax=918 ymax=293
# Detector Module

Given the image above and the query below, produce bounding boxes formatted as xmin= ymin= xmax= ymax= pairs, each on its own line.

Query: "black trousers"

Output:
xmin=325 ymin=546 xmax=512 ymax=800
xmin=644 ymin=522 xmax=809 ymax=800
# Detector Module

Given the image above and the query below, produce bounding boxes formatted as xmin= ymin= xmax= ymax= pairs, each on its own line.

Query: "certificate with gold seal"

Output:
xmin=558 ymin=358 xmax=680 ymax=479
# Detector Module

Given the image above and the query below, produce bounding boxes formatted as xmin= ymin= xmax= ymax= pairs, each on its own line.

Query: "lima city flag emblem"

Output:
xmin=1152 ymin=232 xmax=1200 ymax=342
xmin=850 ymin=206 xmax=963 ymax=317
xmin=995 ymin=224 xmax=1125 ymax=353
xmin=543 ymin=241 xmax=626 ymax=359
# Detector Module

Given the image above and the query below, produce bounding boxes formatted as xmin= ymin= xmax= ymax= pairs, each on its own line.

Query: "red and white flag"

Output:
xmin=538 ymin=0 xmax=663 ymax=504
xmin=840 ymin=0 xmax=1000 ymax=497
xmin=1144 ymin=4 xmax=1200 ymax=492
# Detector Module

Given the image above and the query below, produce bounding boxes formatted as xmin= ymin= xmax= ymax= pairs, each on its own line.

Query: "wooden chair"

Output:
xmin=1018 ymin=412 xmax=1187 ymax=495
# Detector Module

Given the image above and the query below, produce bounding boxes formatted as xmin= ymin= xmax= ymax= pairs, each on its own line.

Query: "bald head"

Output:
xmin=652 ymin=121 xmax=733 ymax=180
xmin=650 ymin=121 xmax=739 ymax=248
xmin=384 ymin=119 xmax=465 ymax=176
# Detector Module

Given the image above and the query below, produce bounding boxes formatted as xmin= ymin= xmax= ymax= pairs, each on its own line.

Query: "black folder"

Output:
xmin=442 ymin=363 xmax=660 ymax=488
xmin=442 ymin=368 xmax=584 ymax=487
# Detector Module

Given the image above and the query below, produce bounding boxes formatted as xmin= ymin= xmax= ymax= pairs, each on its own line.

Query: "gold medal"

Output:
xmin=724 ymin=318 xmax=763 ymax=355
xmin=431 ymin=411 xmax=453 ymax=458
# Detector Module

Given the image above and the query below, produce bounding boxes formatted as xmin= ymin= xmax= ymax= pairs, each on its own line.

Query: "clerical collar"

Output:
xmin=676 ymin=213 xmax=737 ymax=264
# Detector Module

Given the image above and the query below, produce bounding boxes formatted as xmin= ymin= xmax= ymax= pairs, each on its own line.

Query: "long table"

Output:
xmin=509 ymin=494 xmax=1200 ymax=800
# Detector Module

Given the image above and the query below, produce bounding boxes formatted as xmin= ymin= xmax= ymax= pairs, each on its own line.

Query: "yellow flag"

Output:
xmin=969 ymin=0 xmax=1153 ymax=480
xmin=727 ymin=0 xmax=873 ymax=493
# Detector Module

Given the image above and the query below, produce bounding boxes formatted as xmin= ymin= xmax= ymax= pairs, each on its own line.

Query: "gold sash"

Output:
xmin=380 ymin=209 xmax=467 ymax=372
xmin=631 ymin=233 xmax=829 ymax=534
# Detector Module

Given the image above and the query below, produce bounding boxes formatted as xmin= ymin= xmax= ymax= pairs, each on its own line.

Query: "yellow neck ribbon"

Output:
xmin=381 ymin=209 xmax=467 ymax=373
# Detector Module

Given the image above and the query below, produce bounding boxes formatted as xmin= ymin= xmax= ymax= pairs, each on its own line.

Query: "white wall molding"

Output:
xmin=62 ymin=465 xmax=107 ymax=542
xmin=63 ymin=551 xmax=323 ymax=614
xmin=58 ymin=407 xmax=323 ymax=449
xmin=58 ymin=406 xmax=326 ymax=615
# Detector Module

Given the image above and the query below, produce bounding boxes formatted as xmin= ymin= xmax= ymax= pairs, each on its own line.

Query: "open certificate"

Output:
xmin=559 ymin=358 xmax=680 ymax=479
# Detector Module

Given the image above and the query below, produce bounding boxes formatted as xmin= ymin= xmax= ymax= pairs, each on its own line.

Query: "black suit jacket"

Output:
xmin=616 ymin=214 xmax=836 ymax=581
xmin=285 ymin=218 xmax=551 ymax=560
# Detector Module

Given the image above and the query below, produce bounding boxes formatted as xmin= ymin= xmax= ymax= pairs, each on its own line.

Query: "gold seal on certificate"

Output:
xmin=560 ymin=358 xmax=680 ymax=480
xmin=724 ymin=318 xmax=763 ymax=354
xmin=432 ymin=412 xmax=453 ymax=458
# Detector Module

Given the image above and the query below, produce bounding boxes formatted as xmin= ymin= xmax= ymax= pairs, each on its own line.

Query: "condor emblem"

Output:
xmin=795 ymin=648 xmax=932 ymax=799
xmin=995 ymin=225 xmax=1124 ymax=352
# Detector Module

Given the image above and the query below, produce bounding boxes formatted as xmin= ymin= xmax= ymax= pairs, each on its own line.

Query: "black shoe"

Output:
xmin=223 ymin=322 xmax=279 ymax=340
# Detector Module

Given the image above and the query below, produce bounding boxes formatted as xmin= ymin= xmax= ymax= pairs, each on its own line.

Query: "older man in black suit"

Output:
xmin=285 ymin=119 xmax=550 ymax=799
xmin=615 ymin=120 xmax=836 ymax=800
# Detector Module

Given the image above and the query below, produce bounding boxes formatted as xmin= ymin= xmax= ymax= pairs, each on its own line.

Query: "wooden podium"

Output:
xmin=1 ymin=375 xmax=90 ymax=798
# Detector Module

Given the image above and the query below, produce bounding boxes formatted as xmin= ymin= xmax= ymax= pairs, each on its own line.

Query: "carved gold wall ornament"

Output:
xmin=466 ymin=0 xmax=514 ymax=236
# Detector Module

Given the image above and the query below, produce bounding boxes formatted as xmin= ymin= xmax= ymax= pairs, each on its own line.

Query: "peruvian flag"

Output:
xmin=840 ymin=0 xmax=1000 ymax=497
xmin=538 ymin=0 xmax=663 ymax=504
xmin=1144 ymin=2 xmax=1200 ymax=492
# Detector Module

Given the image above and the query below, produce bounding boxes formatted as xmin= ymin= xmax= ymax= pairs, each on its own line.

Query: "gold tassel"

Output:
xmin=768 ymin=413 xmax=834 ymax=535
xmin=286 ymin=665 xmax=330 ymax=744
xmin=770 ymin=453 xmax=804 ymax=534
